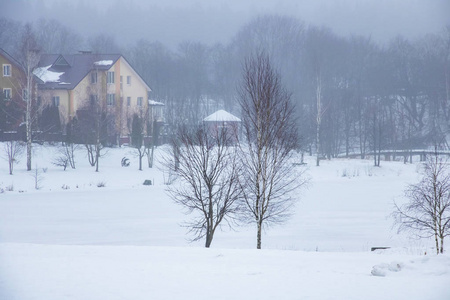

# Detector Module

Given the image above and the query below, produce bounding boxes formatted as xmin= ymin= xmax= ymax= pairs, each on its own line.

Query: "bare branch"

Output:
xmin=393 ymin=155 xmax=450 ymax=254
xmin=161 ymin=124 xmax=243 ymax=247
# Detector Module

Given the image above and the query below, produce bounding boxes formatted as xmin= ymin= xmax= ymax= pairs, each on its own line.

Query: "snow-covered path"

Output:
xmin=1 ymin=243 xmax=449 ymax=300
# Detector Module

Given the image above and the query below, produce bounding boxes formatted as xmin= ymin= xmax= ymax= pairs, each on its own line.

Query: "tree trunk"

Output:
xmin=435 ymin=230 xmax=440 ymax=255
xmin=146 ymin=147 xmax=154 ymax=168
xmin=149 ymin=146 xmax=155 ymax=168
xmin=439 ymin=214 xmax=444 ymax=254
xmin=9 ymin=157 xmax=13 ymax=175
xmin=69 ymin=144 xmax=76 ymax=169
xmin=257 ymin=219 xmax=262 ymax=249
xmin=95 ymin=144 xmax=100 ymax=172
xmin=205 ymin=230 xmax=212 ymax=248
xmin=316 ymin=74 xmax=322 ymax=167
xmin=138 ymin=149 xmax=143 ymax=171
xmin=26 ymin=65 xmax=32 ymax=171
xmin=345 ymin=128 xmax=350 ymax=158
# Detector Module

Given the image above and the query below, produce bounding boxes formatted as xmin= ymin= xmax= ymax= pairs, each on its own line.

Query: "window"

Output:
xmin=22 ymin=89 xmax=28 ymax=101
xmin=107 ymin=94 xmax=115 ymax=106
xmin=90 ymin=94 xmax=98 ymax=105
xmin=127 ymin=76 xmax=131 ymax=85
xmin=52 ymin=96 xmax=60 ymax=107
xmin=3 ymin=64 xmax=11 ymax=77
xmin=3 ymin=88 xmax=12 ymax=100
xmin=107 ymin=71 xmax=115 ymax=84
xmin=91 ymin=72 xmax=97 ymax=84
xmin=120 ymin=76 xmax=123 ymax=90
xmin=137 ymin=97 xmax=143 ymax=107
xmin=127 ymin=97 xmax=131 ymax=106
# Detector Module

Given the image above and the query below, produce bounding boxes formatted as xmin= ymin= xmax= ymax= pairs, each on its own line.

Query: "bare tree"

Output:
xmin=3 ymin=140 xmax=24 ymax=175
xmin=87 ymin=33 xmax=120 ymax=54
xmin=52 ymin=153 xmax=69 ymax=171
xmin=62 ymin=119 xmax=79 ymax=170
xmin=146 ymin=119 xmax=161 ymax=168
xmin=31 ymin=165 xmax=44 ymax=190
xmin=75 ymin=101 xmax=111 ymax=172
xmin=237 ymin=53 xmax=308 ymax=249
xmin=303 ymin=27 xmax=337 ymax=166
xmin=0 ymin=18 xmax=23 ymax=57
xmin=18 ymin=24 xmax=41 ymax=171
xmin=163 ymin=125 xmax=242 ymax=248
xmin=52 ymin=141 xmax=78 ymax=171
xmin=393 ymin=154 xmax=450 ymax=254
xmin=33 ymin=18 xmax=83 ymax=54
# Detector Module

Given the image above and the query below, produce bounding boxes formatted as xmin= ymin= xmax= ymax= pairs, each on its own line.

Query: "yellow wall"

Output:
xmin=114 ymin=57 xmax=150 ymax=136
xmin=37 ymin=56 xmax=151 ymax=137
xmin=38 ymin=89 xmax=69 ymax=123
xmin=0 ymin=55 xmax=26 ymax=100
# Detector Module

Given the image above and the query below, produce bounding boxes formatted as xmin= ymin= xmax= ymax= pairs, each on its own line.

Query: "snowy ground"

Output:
xmin=0 ymin=143 xmax=449 ymax=299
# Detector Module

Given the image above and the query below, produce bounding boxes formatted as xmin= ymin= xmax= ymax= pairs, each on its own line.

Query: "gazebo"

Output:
xmin=203 ymin=110 xmax=241 ymax=143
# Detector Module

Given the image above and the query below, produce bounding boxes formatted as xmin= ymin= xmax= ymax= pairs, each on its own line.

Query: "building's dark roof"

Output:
xmin=0 ymin=48 xmax=24 ymax=71
xmin=35 ymin=53 xmax=121 ymax=90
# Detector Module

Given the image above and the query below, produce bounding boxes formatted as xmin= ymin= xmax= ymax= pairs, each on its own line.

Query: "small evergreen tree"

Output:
xmin=131 ymin=113 xmax=145 ymax=170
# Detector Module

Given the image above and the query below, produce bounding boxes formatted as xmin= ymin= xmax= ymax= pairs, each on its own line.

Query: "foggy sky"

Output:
xmin=1 ymin=0 xmax=449 ymax=49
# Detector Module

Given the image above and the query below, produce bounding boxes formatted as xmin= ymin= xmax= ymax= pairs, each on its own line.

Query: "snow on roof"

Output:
xmin=148 ymin=100 xmax=164 ymax=106
xmin=33 ymin=65 xmax=64 ymax=83
xmin=203 ymin=110 xmax=241 ymax=122
xmin=94 ymin=60 xmax=113 ymax=66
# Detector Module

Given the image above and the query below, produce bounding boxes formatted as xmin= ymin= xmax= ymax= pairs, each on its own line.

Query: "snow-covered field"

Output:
xmin=0 ymin=143 xmax=449 ymax=300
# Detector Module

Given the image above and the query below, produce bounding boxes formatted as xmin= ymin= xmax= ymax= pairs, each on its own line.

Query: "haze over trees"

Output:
xmin=1 ymin=12 xmax=450 ymax=164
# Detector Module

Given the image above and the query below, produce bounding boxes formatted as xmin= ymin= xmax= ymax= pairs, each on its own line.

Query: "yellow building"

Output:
xmin=34 ymin=52 xmax=155 ymax=141
xmin=0 ymin=48 xmax=29 ymax=133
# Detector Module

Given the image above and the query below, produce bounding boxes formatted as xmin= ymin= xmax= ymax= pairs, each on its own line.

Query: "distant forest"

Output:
xmin=1 ymin=14 xmax=450 ymax=158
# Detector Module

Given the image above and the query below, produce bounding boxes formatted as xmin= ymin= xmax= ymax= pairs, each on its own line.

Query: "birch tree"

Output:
xmin=18 ymin=24 xmax=41 ymax=171
xmin=237 ymin=53 xmax=307 ymax=249
xmin=393 ymin=154 xmax=450 ymax=254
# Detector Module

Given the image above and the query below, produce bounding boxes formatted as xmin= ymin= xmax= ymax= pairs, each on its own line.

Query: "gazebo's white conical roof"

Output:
xmin=203 ymin=110 xmax=241 ymax=122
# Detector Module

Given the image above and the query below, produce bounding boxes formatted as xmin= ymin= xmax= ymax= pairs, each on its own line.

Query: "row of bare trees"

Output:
xmin=123 ymin=16 xmax=450 ymax=166
xmin=2 ymin=16 xmax=449 ymax=167
xmin=163 ymin=54 xmax=308 ymax=249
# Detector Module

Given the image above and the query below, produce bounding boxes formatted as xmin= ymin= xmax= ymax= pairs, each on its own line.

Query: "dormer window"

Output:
xmin=54 ymin=55 xmax=70 ymax=67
